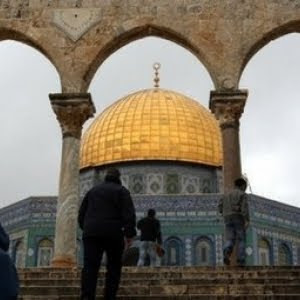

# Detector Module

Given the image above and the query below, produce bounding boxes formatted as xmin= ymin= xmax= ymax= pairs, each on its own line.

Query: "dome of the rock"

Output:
xmin=80 ymin=88 xmax=223 ymax=169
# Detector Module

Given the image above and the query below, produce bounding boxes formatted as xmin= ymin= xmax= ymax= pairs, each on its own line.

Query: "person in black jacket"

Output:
xmin=0 ymin=222 xmax=19 ymax=300
xmin=137 ymin=209 xmax=162 ymax=267
xmin=78 ymin=167 xmax=136 ymax=300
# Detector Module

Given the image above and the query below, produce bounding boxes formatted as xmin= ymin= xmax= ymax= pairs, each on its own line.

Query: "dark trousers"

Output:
xmin=223 ymin=216 xmax=246 ymax=264
xmin=81 ymin=236 xmax=125 ymax=300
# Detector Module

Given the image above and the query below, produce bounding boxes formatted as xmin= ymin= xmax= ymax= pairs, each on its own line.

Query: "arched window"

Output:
xmin=0 ymin=40 xmax=61 ymax=207
xmin=278 ymin=243 xmax=292 ymax=265
xmin=195 ymin=238 xmax=213 ymax=266
xmin=258 ymin=238 xmax=271 ymax=266
xmin=165 ymin=237 xmax=183 ymax=266
xmin=37 ymin=239 xmax=53 ymax=267
xmin=14 ymin=240 xmax=24 ymax=268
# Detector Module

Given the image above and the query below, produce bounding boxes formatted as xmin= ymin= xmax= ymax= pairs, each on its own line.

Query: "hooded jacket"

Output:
xmin=0 ymin=223 xmax=19 ymax=299
xmin=78 ymin=176 xmax=137 ymax=239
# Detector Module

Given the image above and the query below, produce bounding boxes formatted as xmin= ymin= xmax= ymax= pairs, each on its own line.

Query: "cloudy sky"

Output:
xmin=0 ymin=34 xmax=300 ymax=208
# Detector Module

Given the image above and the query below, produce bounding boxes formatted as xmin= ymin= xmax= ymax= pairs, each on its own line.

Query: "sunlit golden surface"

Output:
xmin=80 ymin=88 xmax=223 ymax=169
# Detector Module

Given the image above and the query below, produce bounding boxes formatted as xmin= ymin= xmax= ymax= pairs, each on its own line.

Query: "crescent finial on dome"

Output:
xmin=153 ymin=62 xmax=161 ymax=88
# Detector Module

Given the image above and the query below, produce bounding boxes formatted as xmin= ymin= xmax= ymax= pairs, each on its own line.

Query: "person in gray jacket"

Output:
xmin=218 ymin=178 xmax=249 ymax=266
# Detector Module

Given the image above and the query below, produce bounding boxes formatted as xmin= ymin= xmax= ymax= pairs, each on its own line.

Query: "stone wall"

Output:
xmin=1 ymin=0 xmax=300 ymax=93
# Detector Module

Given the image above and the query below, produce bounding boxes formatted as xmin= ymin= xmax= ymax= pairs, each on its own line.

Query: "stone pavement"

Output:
xmin=18 ymin=266 xmax=300 ymax=299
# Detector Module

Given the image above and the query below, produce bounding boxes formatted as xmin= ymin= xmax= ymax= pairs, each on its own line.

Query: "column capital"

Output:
xmin=209 ymin=90 xmax=248 ymax=129
xmin=49 ymin=93 xmax=96 ymax=139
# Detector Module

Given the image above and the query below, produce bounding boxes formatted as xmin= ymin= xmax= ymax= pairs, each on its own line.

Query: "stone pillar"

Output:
xmin=49 ymin=93 xmax=95 ymax=267
xmin=209 ymin=90 xmax=248 ymax=192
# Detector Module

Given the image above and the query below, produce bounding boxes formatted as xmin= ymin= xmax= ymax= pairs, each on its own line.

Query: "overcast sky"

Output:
xmin=0 ymin=34 xmax=300 ymax=209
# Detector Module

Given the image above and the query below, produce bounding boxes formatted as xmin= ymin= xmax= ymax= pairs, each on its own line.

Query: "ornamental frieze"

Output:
xmin=52 ymin=8 xmax=101 ymax=42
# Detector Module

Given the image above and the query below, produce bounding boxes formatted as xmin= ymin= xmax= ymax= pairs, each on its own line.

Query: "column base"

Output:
xmin=51 ymin=255 xmax=77 ymax=268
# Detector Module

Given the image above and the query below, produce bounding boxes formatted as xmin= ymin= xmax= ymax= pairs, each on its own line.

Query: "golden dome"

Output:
xmin=80 ymin=88 xmax=223 ymax=169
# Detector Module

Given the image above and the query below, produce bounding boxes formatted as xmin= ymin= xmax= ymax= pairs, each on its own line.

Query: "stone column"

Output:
xmin=49 ymin=93 xmax=95 ymax=267
xmin=209 ymin=90 xmax=248 ymax=192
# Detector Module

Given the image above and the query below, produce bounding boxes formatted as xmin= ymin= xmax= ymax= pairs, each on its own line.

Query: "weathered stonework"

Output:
xmin=3 ymin=0 xmax=300 ymax=270
xmin=1 ymin=1 xmax=300 ymax=92
xmin=52 ymin=8 xmax=102 ymax=42
xmin=209 ymin=90 xmax=247 ymax=129
xmin=2 ymin=0 xmax=296 ymax=194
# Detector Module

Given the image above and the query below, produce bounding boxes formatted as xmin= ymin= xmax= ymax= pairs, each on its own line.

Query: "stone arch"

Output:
xmin=0 ymin=27 xmax=62 ymax=89
xmin=0 ymin=36 xmax=62 ymax=207
xmin=258 ymin=237 xmax=272 ymax=266
xmin=278 ymin=242 xmax=293 ymax=266
xmin=36 ymin=238 xmax=54 ymax=267
xmin=82 ymin=24 xmax=216 ymax=92
xmin=239 ymin=20 xmax=300 ymax=84
xmin=164 ymin=236 xmax=184 ymax=266
xmin=194 ymin=236 xmax=214 ymax=266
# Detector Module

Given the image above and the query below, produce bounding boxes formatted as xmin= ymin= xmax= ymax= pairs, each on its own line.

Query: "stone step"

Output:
xmin=19 ymin=284 xmax=300 ymax=296
xmin=19 ymin=273 xmax=300 ymax=283
xmin=18 ymin=295 xmax=300 ymax=300
xmin=18 ymin=270 xmax=300 ymax=280
xmin=18 ymin=267 xmax=300 ymax=299
xmin=20 ymin=277 xmax=300 ymax=287
xmin=18 ymin=265 xmax=300 ymax=272
xmin=18 ymin=266 xmax=300 ymax=273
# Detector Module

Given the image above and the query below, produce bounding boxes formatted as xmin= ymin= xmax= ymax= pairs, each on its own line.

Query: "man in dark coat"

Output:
xmin=137 ymin=209 xmax=162 ymax=266
xmin=218 ymin=177 xmax=249 ymax=266
xmin=0 ymin=222 xmax=19 ymax=300
xmin=78 ymin=167 xmax=136 ymax=300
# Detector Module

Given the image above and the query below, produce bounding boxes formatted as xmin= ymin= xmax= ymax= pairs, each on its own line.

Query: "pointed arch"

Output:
xmin=0 ymin=27 xmax=62 ymax=89
xmin=278 ymin=242 xmax=293 ymax=265
xmin=13 ymin=239 xmax=25 ymax=268
xmin=239 ymin=20 xmax=300 ymax=84
xmin=194 ymin=236 xmax=214 ymax=266
xmin=164 ymin=236 xmax=184 ymax=266
xmin=82 ymin=24 xmax=216 ymax=92
xmin=36 ymin=238 xmax=54 ymax=267
xmin=258 ymin=237 xmax=272 ymax=266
